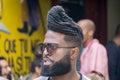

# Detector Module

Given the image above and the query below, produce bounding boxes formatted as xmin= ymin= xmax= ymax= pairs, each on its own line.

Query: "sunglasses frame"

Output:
xmin=35 ymin=43 xmax=76 ymax=56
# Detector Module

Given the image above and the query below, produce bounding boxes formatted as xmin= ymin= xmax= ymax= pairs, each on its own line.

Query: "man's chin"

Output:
xmin=41 ymin=65 xmax=51 ymax=76
xmin=41 ymin=65 xmax=70 ymax=77
xmin=41 ymin=53 xmax=71 ymax=76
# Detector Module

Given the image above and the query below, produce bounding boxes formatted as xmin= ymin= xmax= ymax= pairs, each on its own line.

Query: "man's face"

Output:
xmin=0 ymin=60 xmax=11 ymax=78
xmin=41 ymin=30 xmax=71 ymax=76
xmin=77 ymin=22 xmax=89 ymax=44
xmin=35 ymin=66 xmax=41 ymax=76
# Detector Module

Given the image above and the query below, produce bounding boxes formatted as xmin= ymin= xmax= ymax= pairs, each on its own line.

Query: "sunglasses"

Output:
xmin=35 ymin=43 xmax=76 ymax=56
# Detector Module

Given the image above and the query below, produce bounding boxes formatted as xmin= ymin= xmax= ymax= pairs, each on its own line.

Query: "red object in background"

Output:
xmin=51 ymin=0 xmax=59 ymax=6
xmin=85 ymin=0 xmax=107 ymax=45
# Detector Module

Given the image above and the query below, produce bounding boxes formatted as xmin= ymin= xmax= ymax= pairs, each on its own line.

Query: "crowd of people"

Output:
xmin=0 ymin=5 xmax=120 ymax=80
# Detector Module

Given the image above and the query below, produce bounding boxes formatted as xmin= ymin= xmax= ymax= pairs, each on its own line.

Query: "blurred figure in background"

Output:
xmin=18 ymin=0 xmax=39 ymax=36
xmin=23 ymin=58 xmax=42 ymax=80
xmin=0 ymin=56 xmax=18 ymax=80
xmin=106 ymin=24 xmax=120 ymax=80
xmin=77 ymin=19 xmax=109 ymax=80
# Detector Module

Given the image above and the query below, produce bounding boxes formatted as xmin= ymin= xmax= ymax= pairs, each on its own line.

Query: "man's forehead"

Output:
xmin=46 ymin=30 xmax=64 ymax=35
xmin=0 ymin=60 xmax=8 ymax=66
xmin=44 ymin=30 xmax=65 ymax=43
xmin=0 ymin=60 xmax=9 ymax=67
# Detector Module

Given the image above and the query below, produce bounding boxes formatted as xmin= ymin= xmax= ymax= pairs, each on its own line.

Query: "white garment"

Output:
xmin=34 ymin=76 xmax=49 ymax=80
xmin=0 ymin=77 xmax=8 ymax=80
xmin=34 ymin=73 xmax=90 ymax=80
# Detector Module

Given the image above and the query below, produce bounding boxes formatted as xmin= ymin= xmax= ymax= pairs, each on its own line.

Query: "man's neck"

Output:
xmin=51 ymin=71 xmax=81 ymax=80
xmin=32 ymin=72 xmax=40 ymax=79
xmin=84 ymin=38 xmax=93 ymax=47
xmin=113 ymin=37 xmax=120 ymax=46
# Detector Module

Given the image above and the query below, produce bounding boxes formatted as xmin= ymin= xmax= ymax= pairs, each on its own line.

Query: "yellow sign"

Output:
xmin=0 ymin=0 xmax=51 ymax=76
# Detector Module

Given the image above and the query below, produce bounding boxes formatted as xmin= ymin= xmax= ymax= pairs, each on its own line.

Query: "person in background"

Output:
xmin=23 ymin=58 xmax=42 ymax=80
xmin=77 ymin=19 xmax=109 ymax=80
xmin=35 ymin=5 xmax=90 ymax=80
xmin=106 ymin=24 xmax=120 ymax=80
xmin=18 ymin=0 xmax=39 ymax=36
xmin=0 ymin=56 xmax=18 ymax=80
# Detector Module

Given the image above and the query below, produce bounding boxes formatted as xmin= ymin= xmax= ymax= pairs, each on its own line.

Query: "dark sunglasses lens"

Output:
xmin=39 ymin=43 xmax=45 ymax=53
xmin=35 ymin=43 xmax=58 ymax=56
xmin=35 ymin=43 xmax=45 ymax=55
xmin=46 ymin=43 xmax=58 ymax=53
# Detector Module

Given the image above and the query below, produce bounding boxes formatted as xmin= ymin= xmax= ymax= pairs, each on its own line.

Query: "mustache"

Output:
xmin=42 ymin=56 xmax=55 ymax=63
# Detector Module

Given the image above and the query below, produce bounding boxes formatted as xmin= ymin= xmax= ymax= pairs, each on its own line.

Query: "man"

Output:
xmin=23 ymin=58 xmax=42 ymax=80
xmin=0 ymin=56 xmax=19 ymax=80
xmin=0 ymin=56 xmax=12 ymax=80
xmin=77 ymin=19 xmax=109 ymax=80
xmin=106 ymin=24 xmax=120 ymax=80
xmin=35 ymin=6 xmax=90 ymax=80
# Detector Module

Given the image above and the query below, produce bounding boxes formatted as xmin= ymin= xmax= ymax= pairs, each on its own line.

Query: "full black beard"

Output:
xmin=41 ymin=53 xmax=71 ymax=76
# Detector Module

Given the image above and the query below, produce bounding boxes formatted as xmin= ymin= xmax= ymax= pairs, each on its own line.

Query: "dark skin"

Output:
xmin=42 ymin=30 xmax=81 ymax=80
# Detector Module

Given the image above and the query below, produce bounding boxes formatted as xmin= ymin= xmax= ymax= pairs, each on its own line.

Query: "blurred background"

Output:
xmin=0 ymin=0 xmax=120 ymax=77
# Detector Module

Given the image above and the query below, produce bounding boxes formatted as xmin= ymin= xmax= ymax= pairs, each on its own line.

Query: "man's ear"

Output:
xmin=70 ymin=47 xmax=79 ymax=60
xmin=89 ymin=30 xmax=94 ymax=37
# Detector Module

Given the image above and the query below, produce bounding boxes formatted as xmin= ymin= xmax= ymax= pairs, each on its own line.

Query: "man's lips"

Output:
xmin=43 ymin=58 xmax=53 ymax=66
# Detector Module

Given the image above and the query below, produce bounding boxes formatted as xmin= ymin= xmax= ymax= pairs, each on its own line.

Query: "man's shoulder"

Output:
xmin=34 ymin=74 xmax=90 ymax=80
xmin=106 ymin=40 xmax=117 ymax=48
xmin=34 ymin=76 xmax=49 ymax=80
xmin=91 ymin=39 xmax=106 ymax=51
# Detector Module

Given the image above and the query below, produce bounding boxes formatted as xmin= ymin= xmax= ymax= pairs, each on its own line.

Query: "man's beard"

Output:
xmin=7 ymin=74 xmax=12 ymax=80
xmin=41 ymin=53 xmax=71 ymax=76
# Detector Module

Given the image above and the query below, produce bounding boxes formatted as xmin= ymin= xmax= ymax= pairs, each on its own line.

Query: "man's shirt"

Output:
xmin=80 ymin=39 xmax=109 ymax=80
xmin=34 ymin=73 xmax=90 ymax=80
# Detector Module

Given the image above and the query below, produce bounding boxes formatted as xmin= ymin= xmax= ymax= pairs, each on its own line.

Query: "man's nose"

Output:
xmin=43 ymin=48 xmax=49 ymax=57
xmin=8 ymin=66 xmax=12 ymax=72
